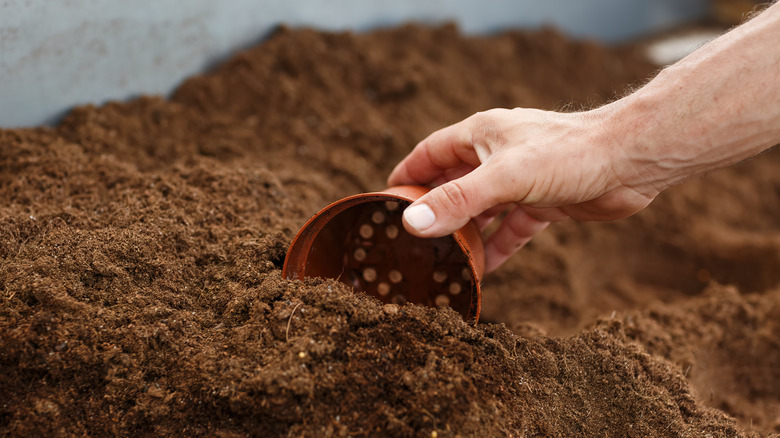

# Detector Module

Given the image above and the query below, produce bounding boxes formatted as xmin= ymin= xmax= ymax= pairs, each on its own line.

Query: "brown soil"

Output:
xmin=1 ymin=24 xmax=778 ymax=437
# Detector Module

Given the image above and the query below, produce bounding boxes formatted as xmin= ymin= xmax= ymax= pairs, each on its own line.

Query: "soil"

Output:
xmin=1 ymin=23 xmax=779 ymax=437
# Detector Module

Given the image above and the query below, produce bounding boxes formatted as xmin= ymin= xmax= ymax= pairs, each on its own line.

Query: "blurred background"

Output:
xmin=0 ymin=0 xmax=762 ymax=127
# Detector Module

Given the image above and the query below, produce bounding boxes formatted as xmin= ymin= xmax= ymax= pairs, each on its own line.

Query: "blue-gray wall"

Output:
xmin=0 ymin=0 xmax=708 ymax=127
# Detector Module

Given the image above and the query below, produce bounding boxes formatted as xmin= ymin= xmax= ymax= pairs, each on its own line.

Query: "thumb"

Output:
xmin=401 ymin=168 xmax=497 ymax=238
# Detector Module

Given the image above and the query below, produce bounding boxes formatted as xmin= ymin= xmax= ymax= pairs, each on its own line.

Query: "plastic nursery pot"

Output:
xmin=282 ymin=185 xmax=485 ymax=322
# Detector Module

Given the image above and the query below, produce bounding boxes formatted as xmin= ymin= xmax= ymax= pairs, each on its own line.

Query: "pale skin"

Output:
xmin=388 ymin=1 xmax=780 ymax=273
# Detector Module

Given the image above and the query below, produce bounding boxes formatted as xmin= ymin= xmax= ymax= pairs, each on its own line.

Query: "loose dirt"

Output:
xmin=2 ymin=24 xmax=779 ymax=437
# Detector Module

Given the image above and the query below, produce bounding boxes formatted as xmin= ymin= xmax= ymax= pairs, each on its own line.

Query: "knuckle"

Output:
xmin=471 ymin=109 xmax=500 ymax=126
xmin=470 ymin=109 xmax=512 ymax=153
xmin=506 ymin=210 xmax=532 ymax=239
xmin=437 ymin=181 xmax=471 ymax=213
xmin=469 ymin=110 xmax=493 ymax=128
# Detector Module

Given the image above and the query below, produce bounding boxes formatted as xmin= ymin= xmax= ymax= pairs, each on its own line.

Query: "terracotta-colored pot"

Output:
xmin=282 ymin=185 xmax=485 ymax=322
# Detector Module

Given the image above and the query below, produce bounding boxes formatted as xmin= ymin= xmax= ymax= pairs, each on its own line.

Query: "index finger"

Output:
xmin=387 ymin=119 xmax=481 ymax=187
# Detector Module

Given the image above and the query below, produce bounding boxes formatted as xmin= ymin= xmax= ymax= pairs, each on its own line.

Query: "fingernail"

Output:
xmin=404 ymin=204 xmax=436 ymax=232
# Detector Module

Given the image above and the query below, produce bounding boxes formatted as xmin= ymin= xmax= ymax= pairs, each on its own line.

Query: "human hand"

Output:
xmin=390 ymin=2 xmax=780 ymax=273
xmin=387 ymin=107 xmax=659 ymax=273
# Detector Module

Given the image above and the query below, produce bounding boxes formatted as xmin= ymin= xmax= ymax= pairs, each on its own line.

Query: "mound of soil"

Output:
xmin=2 ymin=24 xmax=779 ymax=436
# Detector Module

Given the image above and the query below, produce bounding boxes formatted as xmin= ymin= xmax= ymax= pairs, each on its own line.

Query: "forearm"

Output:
xmin=601 ymin=2 xmax=780 ymax=194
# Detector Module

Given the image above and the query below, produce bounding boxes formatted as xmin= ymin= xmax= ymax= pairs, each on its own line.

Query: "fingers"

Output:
xmin=520 ymin=206 xmax=570 ymax=222
xmin=401 ymin=165 xmax=503 ymax=238
xmin=387 ymin=119 xmax=481 ymax=187
xmin=483 ymin=206 xmax=550 ymax=273
xmin=430 ymin=163 xmax=476 ymax=188
xmin=474 ymin=203 xmax=512 ymax=231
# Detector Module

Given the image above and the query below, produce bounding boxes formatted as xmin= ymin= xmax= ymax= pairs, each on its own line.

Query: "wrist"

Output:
xmin=592 ymin=66 xmax=728 ymax=199
xmin=584 ymin=97 xmax=668 ymax=199
xmin=595 ymin=4 xmax=780 ymax=196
